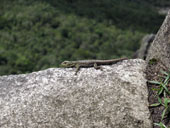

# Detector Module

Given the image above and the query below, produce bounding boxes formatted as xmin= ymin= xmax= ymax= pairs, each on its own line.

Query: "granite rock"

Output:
xmin=0 ymin=59 xmax=152 ymax=128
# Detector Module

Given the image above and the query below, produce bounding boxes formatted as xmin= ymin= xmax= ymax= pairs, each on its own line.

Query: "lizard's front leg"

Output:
xmin=75 ymin=64 xmax=80 ymax=75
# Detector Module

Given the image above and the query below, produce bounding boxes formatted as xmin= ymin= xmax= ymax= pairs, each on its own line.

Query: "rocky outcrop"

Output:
xmin=134 ymin=34 xmax=155 ymax=59
xmin=146 ymin=10 xmax=170 ymax=67
xmin=158 ymin=7 xmax=170 ymax=15
xmin=0 ymin=59 xmax=152 ymax=128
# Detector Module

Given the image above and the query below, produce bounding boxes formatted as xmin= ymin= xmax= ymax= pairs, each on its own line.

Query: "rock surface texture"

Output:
xmin=146 ymin=11 xmax=170 ymax=67
xmin=0 ymin=59 xmax=152 ymax=128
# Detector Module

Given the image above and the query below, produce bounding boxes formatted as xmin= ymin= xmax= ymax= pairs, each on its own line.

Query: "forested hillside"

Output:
xmin=0 ymin=0 xmax=167 ymax=75
xmin=142 ymin=0 xmax=170 ymax=7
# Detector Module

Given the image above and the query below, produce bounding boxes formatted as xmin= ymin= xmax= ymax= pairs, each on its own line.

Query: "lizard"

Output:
xmin=61 ymin=57 xmax=128 ymax=75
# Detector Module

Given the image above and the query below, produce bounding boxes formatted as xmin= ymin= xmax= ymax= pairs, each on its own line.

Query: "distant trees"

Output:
xmin=143 ymin=0 xmax=170 ymax=7
xmin=41 ymin=0 xmax=165 ymax=33
xmin=0 ymin=0 xmax=166 ymax=75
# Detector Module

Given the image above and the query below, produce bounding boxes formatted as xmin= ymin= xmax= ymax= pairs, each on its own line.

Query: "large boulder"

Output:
xmin=146 ymin=10 xmax=170 ymax=67
xmin=0 ymin=59 xmax=152 ymax=128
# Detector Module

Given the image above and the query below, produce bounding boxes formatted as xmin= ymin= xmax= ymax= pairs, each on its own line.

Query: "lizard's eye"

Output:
xmin=61 ymin=61 xmax=69 ymax=66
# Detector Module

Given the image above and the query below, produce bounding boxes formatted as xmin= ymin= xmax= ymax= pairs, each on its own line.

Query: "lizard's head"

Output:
xmin=61 ymin=61 xmax=75 ymax=67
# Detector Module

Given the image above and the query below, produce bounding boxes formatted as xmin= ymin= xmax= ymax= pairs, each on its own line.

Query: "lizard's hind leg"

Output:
xmin=94 ymin=63 xmax=103 ymax=70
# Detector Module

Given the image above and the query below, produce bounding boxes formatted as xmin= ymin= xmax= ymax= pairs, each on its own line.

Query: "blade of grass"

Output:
xmin=152 ymin=88 xmax=160 ymax=91
xmin=160 ymin=83 xmax=169 ymax=94
xmin=158 ymin=87 xmax=164 ymax=95
xmin=164 ymin=76 xmax=170 ymax=84
xmin=154 ymin=122 xmax=167 ymax=128
xmin=162 ymin=108 xmax=167 ymax=120
xmin=149 ymin=81 xmax=161 ymax=85
xmin=161 ymin=70 xmax=169 ymax=76
xmin=158 ymin=97 xmax=162 ymax=105
xmin=164 ymin=98 xmax=170 ymax=107
xmin=150 ymin=103 xmax=161 ymax=107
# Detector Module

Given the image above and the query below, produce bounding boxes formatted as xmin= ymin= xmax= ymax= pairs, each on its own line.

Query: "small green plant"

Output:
xmin=149 ymin=70 xmax=170 ymax=127
xmin=150 ymin=97 xmax=170 ymax=120
xmin=161 ymin=98 xmax=170 ymax=120
xmin=148 ymin=58 xmax=158 ymax=65
xmin=149 ymin=75 xmax=170 ymax=96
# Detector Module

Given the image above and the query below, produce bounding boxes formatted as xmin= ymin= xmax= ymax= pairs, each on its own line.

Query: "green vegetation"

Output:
xmin=149 ymin=58 xmax=158 ymax=65
xmin=43 ymin=0 xmax=165 ymax=33
xmin=0 ymin=0 xmax=167 ymax=75
xmin=143 ymin=0 xmax=170 ymax=7
xmin=155 ymin=122 xmax=168 ymax=128
xmin=149 ymin=70 xmax=170 ymax=128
